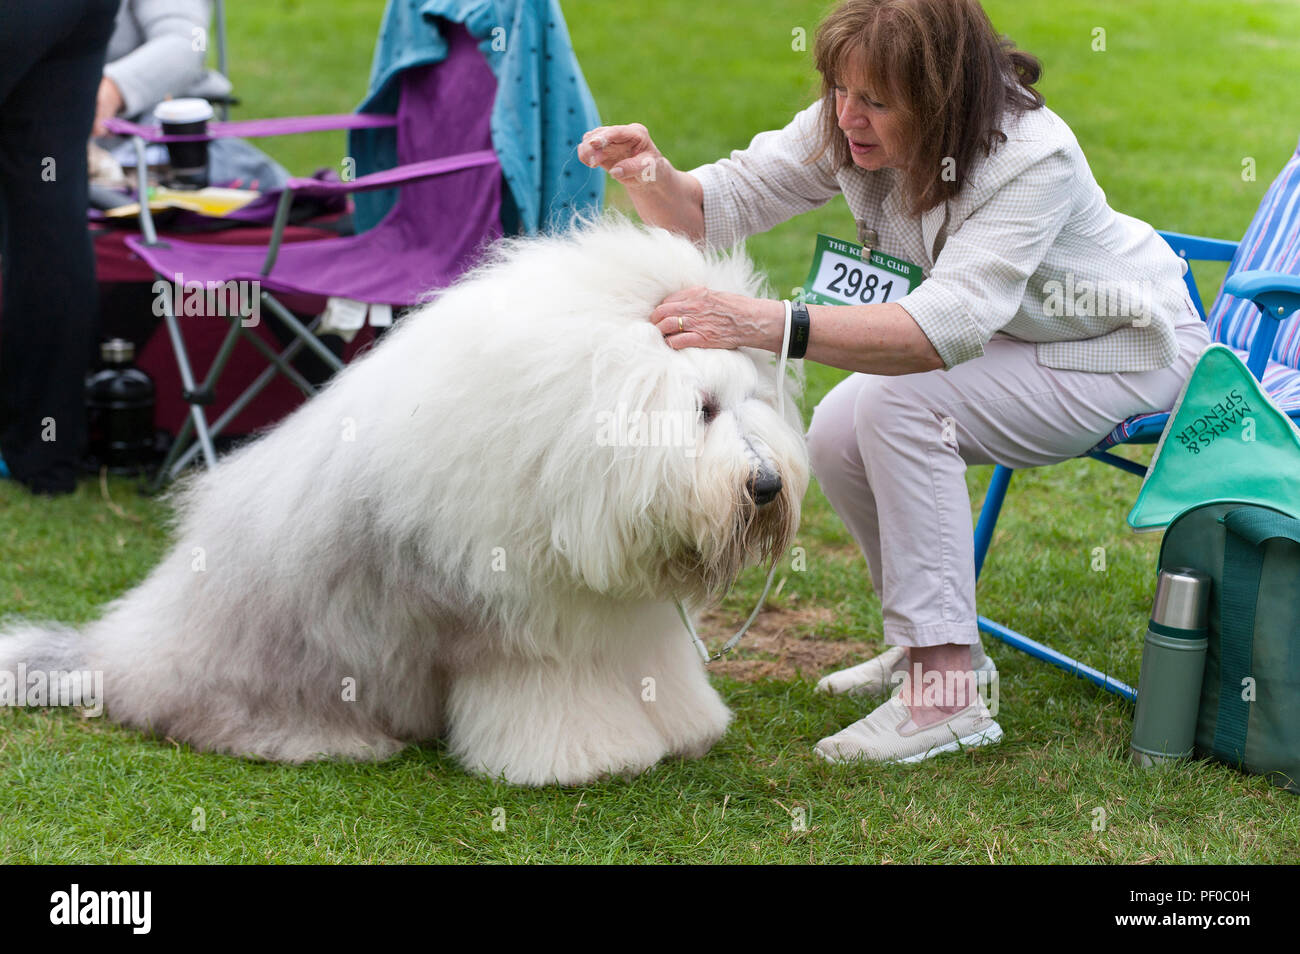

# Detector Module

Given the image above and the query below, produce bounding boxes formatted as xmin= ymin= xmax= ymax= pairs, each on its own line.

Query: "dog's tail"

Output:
xmin=0 ymin=621 xmax=89 ymax=697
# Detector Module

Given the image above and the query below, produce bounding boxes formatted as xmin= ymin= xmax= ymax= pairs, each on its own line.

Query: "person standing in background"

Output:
xmin=0 ymin=0 xmax=123 ymax=495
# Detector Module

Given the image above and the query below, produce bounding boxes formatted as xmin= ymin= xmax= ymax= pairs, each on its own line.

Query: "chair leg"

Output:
xmin=259 ymin=292 xmax=345 ymax=373
xmin=150 ymin=314 xmax=244 ymax=490
xmin=167 ymin=318 xmax=321 ymax=475
xmin=1086 ymin=448 xmax=1149 ymax=478
xmin=972 ymin=464 xmax=1137 ymax=701
xmin=149 ymin=277 xmax=219 ymax=491
xmin=237 ymin=319 xmax=321 ymax=396
xmin=150 ymin=291 xmax=345 ymax=486
xmin=977 ymin=617 xmax=1136 ymax=702
xmin=974 ymin=464 xmax=1014 ymax=580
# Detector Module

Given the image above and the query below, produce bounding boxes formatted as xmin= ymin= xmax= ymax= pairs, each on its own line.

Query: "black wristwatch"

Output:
xmin=788 ymin=301 xmax=811 ymax=359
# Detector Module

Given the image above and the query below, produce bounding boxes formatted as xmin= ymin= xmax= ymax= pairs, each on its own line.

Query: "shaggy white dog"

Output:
xmin=0 ymin=216 xmax=809 ymax=786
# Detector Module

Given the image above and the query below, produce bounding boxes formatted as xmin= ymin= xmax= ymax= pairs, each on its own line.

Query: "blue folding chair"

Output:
xmin=973 ymin=137 xmax=1300 ymax=701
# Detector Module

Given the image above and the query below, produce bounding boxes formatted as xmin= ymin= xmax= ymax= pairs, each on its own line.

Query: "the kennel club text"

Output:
xmin=50 ymin=885 xmax=151 ymax=934
xmin=809 ymin=240 xmax=911 ymax=305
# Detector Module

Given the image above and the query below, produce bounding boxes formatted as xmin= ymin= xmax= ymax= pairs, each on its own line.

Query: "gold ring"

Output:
xmin=678 ymin=315 xmax=685 ymax=333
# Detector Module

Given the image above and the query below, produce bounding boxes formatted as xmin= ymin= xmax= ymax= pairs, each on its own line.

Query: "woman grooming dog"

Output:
xmin=579 ymin=0 xmax=1211 ymax=764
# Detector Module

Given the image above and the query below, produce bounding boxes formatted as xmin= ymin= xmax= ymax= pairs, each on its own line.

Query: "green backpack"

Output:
xmin=1158 ymin=502 xmax=1300 ymax=793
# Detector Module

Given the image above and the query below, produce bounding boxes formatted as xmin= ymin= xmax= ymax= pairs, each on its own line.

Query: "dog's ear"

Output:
xmin=539 ymin=335 xmax=708 ymax=596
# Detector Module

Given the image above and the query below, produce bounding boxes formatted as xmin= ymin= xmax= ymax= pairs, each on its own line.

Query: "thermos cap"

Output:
xmin=100 ymin=338 xmax=135 ymax=364
xmin=1150 ymin=566 xmax=1211 ymax=632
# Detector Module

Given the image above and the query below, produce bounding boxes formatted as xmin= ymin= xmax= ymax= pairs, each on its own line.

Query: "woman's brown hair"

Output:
xmin=809 ymin=0 xmax=1044 ymax=215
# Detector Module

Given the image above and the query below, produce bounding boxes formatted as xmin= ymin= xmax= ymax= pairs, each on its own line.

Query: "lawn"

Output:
xmin=1 ymin=0 xmax=1298 ymax=863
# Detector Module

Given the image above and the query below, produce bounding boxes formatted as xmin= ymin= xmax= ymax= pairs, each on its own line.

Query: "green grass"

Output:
xmin=3 ymin=0 xmax=1299 ymax=863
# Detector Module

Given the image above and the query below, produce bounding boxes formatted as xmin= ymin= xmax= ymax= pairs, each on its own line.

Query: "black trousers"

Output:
xmin=0 ymin=0 xmax=120 ymax=492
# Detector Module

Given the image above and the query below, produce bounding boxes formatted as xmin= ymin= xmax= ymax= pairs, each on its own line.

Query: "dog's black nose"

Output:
xmin=748 ymin=471 xmax=782 ymax=507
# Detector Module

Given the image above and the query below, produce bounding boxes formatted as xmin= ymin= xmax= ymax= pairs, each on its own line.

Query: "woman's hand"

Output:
xmin=650 ymin=287 xmax=785 ymax=352
xmin=578 ymin=124 xmax=706 ymax=241
xmin=578 ymin=123 xmax=666 ymax=190
xmin=93 ymin=76 xmax=124 ymax=137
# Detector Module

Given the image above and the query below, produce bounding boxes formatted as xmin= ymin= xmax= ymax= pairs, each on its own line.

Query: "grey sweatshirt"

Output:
xmin=103 ymin=0 xmax=233 ymax=120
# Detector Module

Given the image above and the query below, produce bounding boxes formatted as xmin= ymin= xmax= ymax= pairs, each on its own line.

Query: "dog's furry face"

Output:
xmin=476 ymin=219 xmax=811 ymax=605
xmin=666 ymin=345 xmax=807 ymax=603
xmin=549 ymin=329 xmax=807 ymax=606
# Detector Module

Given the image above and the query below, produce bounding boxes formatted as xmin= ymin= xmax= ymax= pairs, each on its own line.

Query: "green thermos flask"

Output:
xmin=1130 ymin=567 xmax=1211 ymax=767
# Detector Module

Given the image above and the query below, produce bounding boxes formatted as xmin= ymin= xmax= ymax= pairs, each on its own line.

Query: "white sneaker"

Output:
xmin=816 ymin=643 xmax=997 ymax=697
xmin=814 ymin=695 xmax=1003 ymax=764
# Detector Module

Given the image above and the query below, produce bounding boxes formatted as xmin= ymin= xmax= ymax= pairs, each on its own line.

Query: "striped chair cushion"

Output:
xmin=1093 ymin=136 xmax=1300 ymax=453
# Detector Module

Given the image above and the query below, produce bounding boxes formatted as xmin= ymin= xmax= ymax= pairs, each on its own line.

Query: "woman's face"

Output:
xmin=834 ymin=66 xmax=905 ymax=172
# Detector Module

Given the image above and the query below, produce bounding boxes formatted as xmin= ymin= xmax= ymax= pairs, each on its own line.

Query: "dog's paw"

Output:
xmin=642 ymin=680 xmax=733 ymax=761
xmin=232 ymin=729 xmax=406 ymax=764
xmin=665 ymin=718 xmax=730 ymax=761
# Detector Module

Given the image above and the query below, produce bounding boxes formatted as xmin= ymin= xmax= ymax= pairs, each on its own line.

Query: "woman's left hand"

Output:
xmin=650 ymin=287 xmax=785 ymax=352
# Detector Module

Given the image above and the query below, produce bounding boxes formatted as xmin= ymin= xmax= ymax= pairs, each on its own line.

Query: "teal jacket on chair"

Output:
xmin=349 ymin=0 xmax=605 ymax=236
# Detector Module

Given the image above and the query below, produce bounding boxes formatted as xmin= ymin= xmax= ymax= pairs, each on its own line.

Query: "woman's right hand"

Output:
xmin=578 ymin=124 xmax=666 ymax=188
xmin=577 ymin=123 xmax=705 ymax=242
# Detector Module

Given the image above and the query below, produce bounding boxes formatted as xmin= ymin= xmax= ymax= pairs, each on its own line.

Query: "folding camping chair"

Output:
xmin=105 ymin=0 xmax=604 ymax=489
xmin=973 ymin=138 xmax=1300 ymax=701
xmin=104 ymin=23 xmax=503 ymax=489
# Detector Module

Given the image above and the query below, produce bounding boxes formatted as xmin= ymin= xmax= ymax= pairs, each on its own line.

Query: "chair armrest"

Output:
xmin=257 ymin=151 xmax=500 ymax=277
xmin=103 ymin=112 xmax=397 ymax=142
xmin=282 ymin=151 xmax=499 ymax=197
xmin=1159 ymin=230 xmax=1240 ymax=320
xmin=1158 ymin=230 xmax=1239 ymax=262
xmin=1224 ymin=270 xmax=1300 ymax=320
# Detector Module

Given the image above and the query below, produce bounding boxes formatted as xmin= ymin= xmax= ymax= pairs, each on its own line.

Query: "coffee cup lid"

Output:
xmin=154 ymin=98 xmax=215 ymax=124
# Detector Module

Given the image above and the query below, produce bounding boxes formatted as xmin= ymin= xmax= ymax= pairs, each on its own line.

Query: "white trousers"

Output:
xmin=805 ymin=318 xmax=1213 ymax=648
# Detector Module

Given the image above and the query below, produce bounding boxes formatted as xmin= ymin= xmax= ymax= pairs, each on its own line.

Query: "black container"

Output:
xmin=155 ymin=97 xmax=213 ymax=189
xmin=85 ymin=339 xmax=156 ymax=473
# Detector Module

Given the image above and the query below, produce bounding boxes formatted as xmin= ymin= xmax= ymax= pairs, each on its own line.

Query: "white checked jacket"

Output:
xmin=689 ymin=100 xmax=1200 ymax=372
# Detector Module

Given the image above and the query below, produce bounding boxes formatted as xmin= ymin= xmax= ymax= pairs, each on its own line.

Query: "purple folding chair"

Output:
xmin=104 ymin=23 xmax=502 ymax=487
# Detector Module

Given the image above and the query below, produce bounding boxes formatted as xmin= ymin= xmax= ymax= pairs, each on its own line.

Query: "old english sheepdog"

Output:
xmin=0 ymin=216 xmax=809 ymax=786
